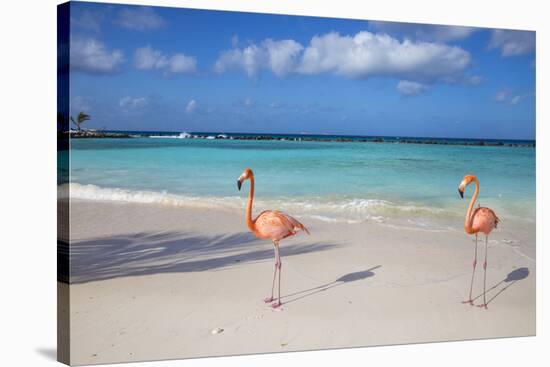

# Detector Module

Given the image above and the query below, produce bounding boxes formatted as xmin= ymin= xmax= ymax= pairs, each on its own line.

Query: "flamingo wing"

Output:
xmin=254 ymin=210 xmax=310 ymax=240
xmin=472 ymin=207 xmax=500 ymax=234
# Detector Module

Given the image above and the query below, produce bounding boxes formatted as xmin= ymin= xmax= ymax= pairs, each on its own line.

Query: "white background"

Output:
xmin=0 ymin=0 xmax=547 ymax=366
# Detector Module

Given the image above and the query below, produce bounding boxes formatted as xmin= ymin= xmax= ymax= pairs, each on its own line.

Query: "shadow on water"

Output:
xmin=472 ymin=267 xmax=530 ymax=306
xmin=68 ymin=231 xmax=336 ymax=284
xmin=281 ymin=265 xmax=381 ymax=305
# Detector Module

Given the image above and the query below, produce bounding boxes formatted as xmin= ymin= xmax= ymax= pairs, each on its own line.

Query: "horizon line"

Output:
xmin=97 ymin=129 xmax=536 ymax=142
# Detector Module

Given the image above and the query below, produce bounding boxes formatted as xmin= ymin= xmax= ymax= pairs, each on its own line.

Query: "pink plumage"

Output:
xmin=471 ymin=207 xmax=500 ymax=235
xmin=254 ymin=210 xmax=310 ymax=240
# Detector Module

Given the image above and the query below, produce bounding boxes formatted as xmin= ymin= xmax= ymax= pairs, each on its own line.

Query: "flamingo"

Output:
xmin=237 ymin=168 xmax=310 ymax=308
xmin=458 ymin=174 xmax=500 ymax=309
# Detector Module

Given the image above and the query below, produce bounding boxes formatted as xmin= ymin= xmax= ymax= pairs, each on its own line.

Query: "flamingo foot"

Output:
xmin=263 ymin=297 xmax=274 ymax=303
xmin=462 ymin=299 xmax=474 ymax=306
xmin=477 ymin=303 xmax=488 ymax=309
xmin=271 ymin=301 xmax=282 ymax=309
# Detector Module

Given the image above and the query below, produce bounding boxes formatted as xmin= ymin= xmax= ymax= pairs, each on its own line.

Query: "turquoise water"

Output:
xmin=68 ymin=137 xmax=535 ymax=229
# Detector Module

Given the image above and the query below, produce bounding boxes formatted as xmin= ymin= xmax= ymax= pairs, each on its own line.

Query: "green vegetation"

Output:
xmin=70 ymin=112 xmax=91 ymax=132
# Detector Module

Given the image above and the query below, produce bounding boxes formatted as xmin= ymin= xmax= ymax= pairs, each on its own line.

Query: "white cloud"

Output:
xmin=168 ymin=54 xmax=197 ymax=73
xmin=214 ymin=46 xmax=262 ymax=77
xmin=115 ymin=7 xmax=166 ymax=31
xmin=186 ymin=99 xmax=197 ymax=113
xmin=70 ymin=37 xmax=124 ymax=74
xmin=134 ymin=46 xmax=197 ymax=75
xmin=244 ymin=98 xmax=253 ymax=108
xmin=369 ymin=21 xmax=476 ymax=42
xmin=119 ymin=96 xmax=148 ymax=109
xmin=510 ymin=95 xmax=523 ymax=105
xmin=494 ymin=88 xmax=510 ymax=102
xmin=298 ymin=32 xmax=470 ymax=81
xmin=396 ymin=80 xmax=429 ymax=96
xmin=465 ymin=75 xmax=483 ymax=85
xmin=231 ymin=35 xmax=239 ymax=47
xmin=214 ymin=31 xmax=470 ymax=83
xmin=489 ymin=30 xmax=535 ymax=57
xmin=266 ymin=39 xmax=304 ymax=76
xmin=494 ymin=88 xmax=529 ymax=105
xmin=214 ymin=39 xmax=303 ymax=77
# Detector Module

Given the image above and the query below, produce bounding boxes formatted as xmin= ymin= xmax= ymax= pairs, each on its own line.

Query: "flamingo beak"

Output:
xmin=458 ymin=188 xmax=464 ymax=198
xmin=237 ymin=180 xmax=242 ymax=191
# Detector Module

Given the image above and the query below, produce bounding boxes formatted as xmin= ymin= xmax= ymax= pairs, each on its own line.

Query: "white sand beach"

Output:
xmin=67 ymin=200 xmax=535 ymax=365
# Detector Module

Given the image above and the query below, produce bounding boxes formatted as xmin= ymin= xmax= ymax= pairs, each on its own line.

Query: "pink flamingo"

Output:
xmin=458 ymin=174 xmax=500 ymax=309
xmin=237 ymin=168 xmax=310 ymax=308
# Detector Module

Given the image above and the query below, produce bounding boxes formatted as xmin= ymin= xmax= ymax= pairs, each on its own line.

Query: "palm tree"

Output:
xmin=70 ymin=112 xmax=91 ymax=132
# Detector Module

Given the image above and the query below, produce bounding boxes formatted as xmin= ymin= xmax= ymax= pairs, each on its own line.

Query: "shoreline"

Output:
xmin=62 ymin=184 xmax=537 ymax=255
xmin=68 ymin=200 xmax=536 ymax=365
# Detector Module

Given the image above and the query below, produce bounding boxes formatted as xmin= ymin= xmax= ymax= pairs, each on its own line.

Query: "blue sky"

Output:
xmin=67 ymin=2 xmax=536 ymax=139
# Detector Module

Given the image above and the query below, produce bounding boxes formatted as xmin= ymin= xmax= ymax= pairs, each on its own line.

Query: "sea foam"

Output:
xmin=61 ymin=183 xmax=458 ymax=227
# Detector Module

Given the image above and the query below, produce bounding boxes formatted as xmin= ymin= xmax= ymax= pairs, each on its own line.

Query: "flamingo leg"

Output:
xmin=462 ymin=233 xmax=478 ymax=305
xmin=477 ymin=236 xmax=489 ymax=309
xmin=272 ymin=241 xmax=282 ymax=308
xmin=264 ymin=243 xmax=278 ymax=303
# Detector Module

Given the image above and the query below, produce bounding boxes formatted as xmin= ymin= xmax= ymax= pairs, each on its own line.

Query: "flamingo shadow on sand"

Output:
xmin=280 ymin=265 xmax=381 ymax=305
xmin=470 ymin=267 xmax=530 ymax=306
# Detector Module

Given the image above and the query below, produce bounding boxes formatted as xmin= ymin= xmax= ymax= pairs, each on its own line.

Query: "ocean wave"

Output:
xmin=60 ymin=183 xmax=237 ymax=209
xmin=149 ymin=132 xmax=192 ymax=139
xmin=61 ymin=183 xmax=460 ymax=227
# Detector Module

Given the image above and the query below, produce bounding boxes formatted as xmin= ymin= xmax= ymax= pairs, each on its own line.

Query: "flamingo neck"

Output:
xmin=464 ymin=177 xmax=479 ymax=234
xmin=245 ymin=176 xmax=256 ymax=232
